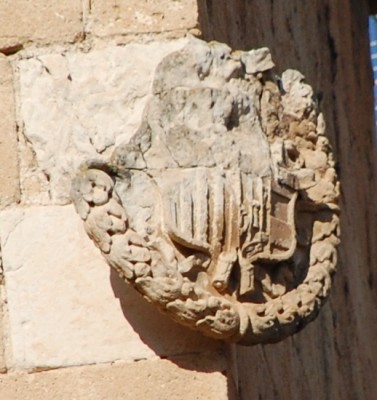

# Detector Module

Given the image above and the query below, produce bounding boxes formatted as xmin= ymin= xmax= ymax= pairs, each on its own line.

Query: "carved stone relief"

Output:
xmin=71 ymin=38 xmax=340 ymax=345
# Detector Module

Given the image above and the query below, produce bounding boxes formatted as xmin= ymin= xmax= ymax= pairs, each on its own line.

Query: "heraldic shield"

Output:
xmin=71 ymin=37 xmax=340 ymax=345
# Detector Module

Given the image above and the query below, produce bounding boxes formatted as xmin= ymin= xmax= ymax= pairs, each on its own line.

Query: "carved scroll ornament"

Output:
xmin=71 ymin=38 xmax=340 ymax=345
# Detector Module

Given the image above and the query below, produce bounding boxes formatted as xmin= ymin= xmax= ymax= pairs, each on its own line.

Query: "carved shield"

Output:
xmin=154 ymin=169 xmax=297 ymax=296
xmin=72 ymin=38 xmax=339 ymax=345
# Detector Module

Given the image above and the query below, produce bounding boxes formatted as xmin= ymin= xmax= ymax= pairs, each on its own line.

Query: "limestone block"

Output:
xmin=88 ymin=0 xmax=198 ymax=37
xmin=0 ymin=242 xmax=4 ymax=372
xmin=0 ymin=0 xmax=82 ymax=53
xmin=17 ymin=38 xmax=188 ymax=204
xmin=0 ymin=287 xmax=5 ymax=373
xmin=0 ymin=353 xmax=229 ymax=400
xmin=0 ymin=205 xmax=220 ymax=370
xmin=0 ymin=55 xmax=20 ymax=208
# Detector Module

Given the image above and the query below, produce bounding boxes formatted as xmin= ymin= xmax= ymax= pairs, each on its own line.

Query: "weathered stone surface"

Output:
xmin=0 ymin=0 xmax=83 ymax=53
xmin=0 ymin=205 xmax=220 ymax=370
xmin=88 ymin=0 xmax=198 ymax=37
xmin=0 ymin=353 xmax=229 ymax=400
xmin=0 ymin=286 xmax=6 ymax=373
xmin=199 ymin=1 xmax=377 ymax=399
xmin=17 ymin=38 xmax=188 ymax=205
xmin=0 ymin=222 xmax=5 ymax=373
xmin=72 ymin=37 xmax=339 ymax=345
xmin=0 ymin=55 xmax=20 ymax=208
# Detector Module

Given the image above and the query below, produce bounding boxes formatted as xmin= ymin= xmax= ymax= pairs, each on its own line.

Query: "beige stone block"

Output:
xmin=17 ymin=38 xmax=188 ymax=204
xmin=0 ymin=353 xmax=229 ymax=400
xmin=0 ymin=1 xmax=83 ymax=52
xmin=0 ymin=55 xmax=20 ymax=209
xmin=0 ymin=286 xmax=6 ymax=373
xmin=0 ymin=205 xmax=221 ymax=370
xmin=88 ymin=0 xmax=198 ymax=36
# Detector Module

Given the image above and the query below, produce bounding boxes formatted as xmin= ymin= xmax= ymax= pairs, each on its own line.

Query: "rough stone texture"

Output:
xmin=0 ymin=1 xmax=374 ymax=398
xmin=88 ymin=0 xmax=198 ymax=37
xmin=0 ymin=55 xmax=20 ymax=209
xmin=0 ymin=354 xmax=230 ymax=400
xmin=72 ymin=38 xmax=339 ymax=345
xmin=17 ymin=38 xmax=188 ymax=205
xmin=0 ymin=0 xmax=83 ymax=53
xmin=0 ymin=286 xmax=6 ymax=373
xmin=0 ymin=236 xmax=5 ymax=373
xmin=0 ymin=205 xmax=220 ymax=370
xmin=198 ymin=1 xmax=377 ymax=399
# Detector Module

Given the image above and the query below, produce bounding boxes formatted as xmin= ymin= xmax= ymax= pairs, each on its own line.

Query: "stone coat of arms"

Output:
xmin=71 ymin=38 xmax=340 ymax=345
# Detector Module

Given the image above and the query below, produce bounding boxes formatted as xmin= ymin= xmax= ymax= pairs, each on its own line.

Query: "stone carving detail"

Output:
xmin=71 ymin=38 xmax=340 ymax=345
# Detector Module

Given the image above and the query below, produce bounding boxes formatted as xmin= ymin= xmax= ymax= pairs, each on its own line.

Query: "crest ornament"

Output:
xmin=71 ymin=38 xmax=340 ymax=345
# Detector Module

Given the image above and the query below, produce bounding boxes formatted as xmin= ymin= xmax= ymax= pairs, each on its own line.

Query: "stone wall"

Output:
xmin=0 ymin=2 xmax=232 ymax=399
xmin=1 ymin=1 xmax=376 ymax=400
xmin=199 ymin=1 xmax=377 ymax=399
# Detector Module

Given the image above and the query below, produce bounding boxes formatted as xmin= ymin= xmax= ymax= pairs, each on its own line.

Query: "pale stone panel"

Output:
xmin=0 ymin=0 xmax=83 ymax=53
xmin=0 ymin=205 xmax=220 ymax=370
xmin=0 ymin=354 xmax=229 ymax=400
xmin=17 ymin=38 xmax=188 ymax=205
xmin=88 ymin=0 xmax=198 ymax=36
xmin=0 ymin=287 xmax=5 ymax=373
xmin=0 ymin=55 xmax=20 ymax=209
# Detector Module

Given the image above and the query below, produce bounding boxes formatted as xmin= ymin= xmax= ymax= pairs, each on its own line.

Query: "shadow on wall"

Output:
xmin=198 ymin=2 xmax=377 ymax=400
xmin=197 ymin=0 xmax=337 ymax=94
xmin=109 ymin=268 xmax=226 ymax=372
xmin=110 ymin=270 xmax=238 ymax=399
